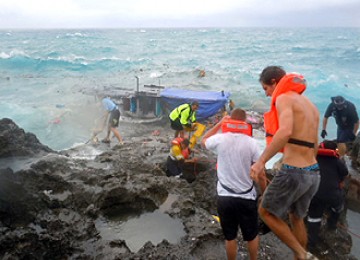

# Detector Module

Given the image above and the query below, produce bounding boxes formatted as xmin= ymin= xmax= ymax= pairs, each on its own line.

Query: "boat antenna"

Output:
xmin=135 ymin=76 xmax=139 ymax=93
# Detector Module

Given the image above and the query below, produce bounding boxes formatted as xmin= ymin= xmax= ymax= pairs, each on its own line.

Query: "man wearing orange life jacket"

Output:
xmin=307 ymin=140 xmax=348 ymax=254
xmin=250 ymin=66 xmax=320 ymax=260
xmin=202 ymin=108 xmax=266 ymax=260
xmin=166 ymin=137 xmax=191 ymax=178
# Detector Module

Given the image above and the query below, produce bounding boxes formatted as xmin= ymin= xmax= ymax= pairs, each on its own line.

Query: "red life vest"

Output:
xmin=221 ymin=118 xmax=253 ymax=136
xmin=171 ymin=137 xmax=184 ymax=146
xmin=264 ymin=73 xmax=307 ymax=149
xmin=317 ymin=148 xmax=339 ymax=158
xmin=171 ymin=137 xmax=190 ymax=159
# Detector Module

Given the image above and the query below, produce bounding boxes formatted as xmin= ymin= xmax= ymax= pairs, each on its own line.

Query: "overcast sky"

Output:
xmin=0 ymin=0 xmax=359 ymax=29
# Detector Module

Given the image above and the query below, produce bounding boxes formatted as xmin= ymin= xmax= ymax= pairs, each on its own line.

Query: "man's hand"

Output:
xmin=321 ymin=129 xmax=327 ymax=138
xmin=250 ymin=160 xmax=265 ymax=183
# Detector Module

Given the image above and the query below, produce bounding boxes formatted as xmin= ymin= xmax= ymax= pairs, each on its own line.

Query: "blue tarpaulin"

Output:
xmin=160 ymin=88 xmax=230 ymax=121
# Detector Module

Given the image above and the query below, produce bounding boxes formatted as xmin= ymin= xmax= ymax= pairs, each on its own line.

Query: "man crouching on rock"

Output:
xmin=166 ymin=137 xmax=191 ymax=178
xmin=202 ymin=108 xmax=267 ymax=260
xmin=251 ymin=66 xmax=320 ymax=260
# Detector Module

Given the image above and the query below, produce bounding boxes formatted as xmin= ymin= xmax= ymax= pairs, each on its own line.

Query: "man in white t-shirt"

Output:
xmin=202 ymin=108 xmax=266 ymax=260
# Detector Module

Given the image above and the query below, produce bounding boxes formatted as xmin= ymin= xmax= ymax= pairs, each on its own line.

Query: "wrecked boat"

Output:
xmin=111 ymin=82 xmax=231 ymax=123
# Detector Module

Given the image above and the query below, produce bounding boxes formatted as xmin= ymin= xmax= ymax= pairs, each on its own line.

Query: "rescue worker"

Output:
xmin=166 ymin=137 xmax=191 ymax=178
xmin=307 ymin=140 xmax=349 ymax=253
xmin=169 ymin=101 xmax=206 ymax=149
xmin=321 ymin=95 xmax=359 ymax=157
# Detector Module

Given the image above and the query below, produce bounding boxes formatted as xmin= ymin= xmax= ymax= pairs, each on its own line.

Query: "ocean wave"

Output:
xmin=0 ymin=52 xmax=154 ymax=72
xmin=0 ymin=49 xmax=29 ymax=59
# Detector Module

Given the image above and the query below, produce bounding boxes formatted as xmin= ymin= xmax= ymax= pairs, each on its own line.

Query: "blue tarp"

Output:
xmin=160 ymin=88 xmax=230 ymax=121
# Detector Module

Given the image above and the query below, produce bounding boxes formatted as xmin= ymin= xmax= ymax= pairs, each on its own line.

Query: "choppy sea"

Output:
xmin=1 ymin=28 xmax=360 ymax=151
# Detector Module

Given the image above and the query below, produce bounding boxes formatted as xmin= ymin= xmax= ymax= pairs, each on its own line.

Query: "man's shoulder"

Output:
xmin=346 ymin=101 xmax=357 ymax=110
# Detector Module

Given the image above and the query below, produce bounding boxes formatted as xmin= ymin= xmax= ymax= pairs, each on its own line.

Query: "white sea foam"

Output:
xmin=1 ymin=28 xmax=359 ymax=150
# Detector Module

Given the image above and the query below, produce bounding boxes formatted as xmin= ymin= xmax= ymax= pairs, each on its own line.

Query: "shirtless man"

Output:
xmin=251 ymin=66 xmax=320 ymax=260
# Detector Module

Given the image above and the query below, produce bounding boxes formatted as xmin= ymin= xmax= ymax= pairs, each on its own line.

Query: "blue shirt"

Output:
xmin=102 ymin=97 xmax=117 ymax=111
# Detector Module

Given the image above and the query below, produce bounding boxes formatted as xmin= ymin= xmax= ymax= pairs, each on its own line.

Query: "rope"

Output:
xmin=337 ymin=223 xmax=360 ymax=239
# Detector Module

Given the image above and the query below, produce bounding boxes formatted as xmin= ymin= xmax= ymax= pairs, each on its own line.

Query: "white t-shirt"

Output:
xmin=205 ymin=132 xmax=261 ymax=200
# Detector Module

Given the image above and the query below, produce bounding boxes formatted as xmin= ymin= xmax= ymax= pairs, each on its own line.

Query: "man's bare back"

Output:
xmin=279 ymin=92 xmax=319 ymax=167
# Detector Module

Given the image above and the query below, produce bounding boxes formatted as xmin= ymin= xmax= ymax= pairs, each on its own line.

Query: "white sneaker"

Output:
xmin=175 ymin=173 xmax=183 ymax=179
xmin=305 ymin=252 xmax=318 ymax=260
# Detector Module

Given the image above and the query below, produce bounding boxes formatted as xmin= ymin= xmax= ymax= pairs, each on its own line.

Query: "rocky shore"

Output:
xmin=0 ymin=117 xmax=359 ymax=259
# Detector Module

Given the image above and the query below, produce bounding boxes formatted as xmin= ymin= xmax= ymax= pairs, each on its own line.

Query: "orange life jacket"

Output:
xmin=317 ymin=148 xmax=339 ymax=158
xmin=171 ymin=137 xmax=184 ymax=146
xmin=221 ymin=118 xmax=253 ymax=136
xmin=264 ymin=73 xmax=307 ymax=149
xmin=171 ymin=137 xmax=190 ymax=159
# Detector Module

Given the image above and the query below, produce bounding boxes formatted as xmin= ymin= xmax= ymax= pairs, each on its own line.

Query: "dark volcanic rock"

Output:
xmin=0 ymin=118 xmax=358 ymax=259
xmin=0 ymin=118 xmax=54 ymax=157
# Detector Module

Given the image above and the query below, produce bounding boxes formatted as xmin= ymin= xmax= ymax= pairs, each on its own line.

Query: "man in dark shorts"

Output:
xmin=251 ymin=66 xmax=320 ymax=260
xmin=321 ymin=95 xmax=359 ymax=157
xmin=203 ymin=108 xmax=266 ymax=260
xmin=101 ymin=97 xmax=123 ymax=144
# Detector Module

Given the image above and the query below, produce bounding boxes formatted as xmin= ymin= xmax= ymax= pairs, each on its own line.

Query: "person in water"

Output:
xmin=321 ymin=95 xmax=359 ymax=157
xmin=202 ymin=108 xmax=266 ymax=260
xmin=250 ymin=66 xmax=320 ymax=260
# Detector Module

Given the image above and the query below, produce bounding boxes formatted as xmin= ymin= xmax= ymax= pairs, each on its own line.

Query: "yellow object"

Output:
xmin=170 ymin=143 xmax=184 ymax=160
xmin=184 ymin=122 xmax=206 ymax=149
xmin=212 ymin=215 xmax=220 ymax=223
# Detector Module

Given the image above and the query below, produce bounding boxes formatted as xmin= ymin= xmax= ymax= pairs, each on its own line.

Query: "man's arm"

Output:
xmin=201 ymin=115 xmax=229 ymax=148
xmin=354 ymin=121 xmax=359 ymax=135
xmin=179 ymin=106 xmax=191 ymax=126
xmin=322 ymin=117 xmax=328 ymax=131
xmin=102 ymin=111 xmax=110 ymax=128
xmin=256 ymin=169 xmax=268 ymax=194
xmin=322 ymin=103 xmax=333 ymax=134
xmin=251 ymin=95 xmax=293 ymax=180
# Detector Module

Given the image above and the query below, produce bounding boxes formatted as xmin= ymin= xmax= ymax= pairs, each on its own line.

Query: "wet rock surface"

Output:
xmin=0 ymin=118 xmax=358 ymax=259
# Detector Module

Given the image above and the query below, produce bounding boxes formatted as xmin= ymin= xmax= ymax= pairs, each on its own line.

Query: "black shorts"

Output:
xmin=170 ymin=118 xmax=184 ymax=131
xmin=109 ymin=109 xmax=120 ymax=127
xmin=217 ymin=196 xmax=258 ymax=241
xmin=308 ymin=191 xmax=345 ymax=219
xmin=166 ymin=156 xmax=183 ymax=176
xmin=337 ymin=128 xmax=356 ymax=143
